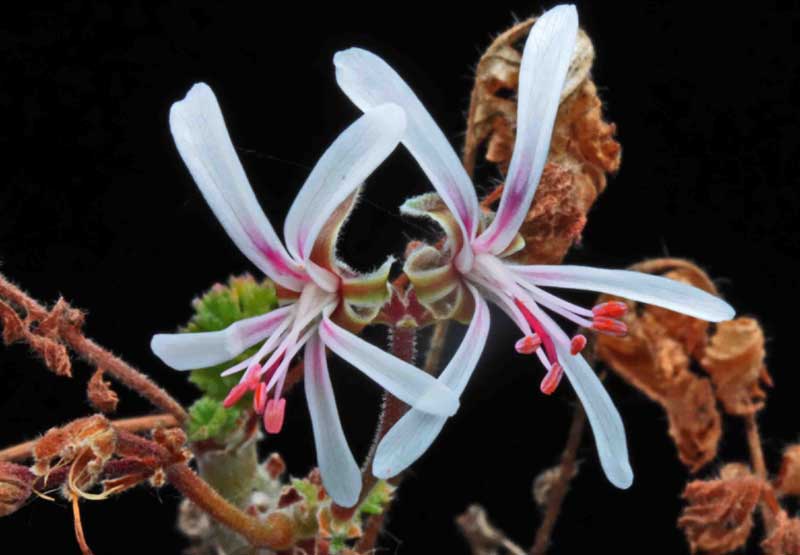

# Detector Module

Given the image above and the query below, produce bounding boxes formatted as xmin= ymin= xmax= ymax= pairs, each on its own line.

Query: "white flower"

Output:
xmin=150 ymin=83 xmax=460 ymax=507
xmin=334 ymin=4 xmax=735 ymax=488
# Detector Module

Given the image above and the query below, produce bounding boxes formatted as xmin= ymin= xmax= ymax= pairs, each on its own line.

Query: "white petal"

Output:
xmin=373 ymin=285 xmax=490 ymax=478
xmin=334 ymin=48 xmax=480 ymax=244
xmin=475 ymin=6 xmax=578 ymax=255
xmin=304 ymin=332 xmax=361 ymax=507
xmin=556 ymin=344 xmax=633 ymax=489
xmin=516 ymin=297 xmax=632 ymax=489
xmin=319 ymin=313 xmax=459 ymax=417
xmin=511 ymin=264 xmax=735 ymax=322
xmin=150 ymin=306 xmax=293 ymax=371
xmin=283 ymin=104 xmax=406 ymax=261
xmin=169 ymin=83 xmax=306 ymax=291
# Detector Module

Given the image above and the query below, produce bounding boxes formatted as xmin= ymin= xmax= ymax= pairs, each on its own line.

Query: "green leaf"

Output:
xmin=182 ymin=275 xmax=278 ymax=403
xmin=186 ymin=396 xmax=242 ymax=442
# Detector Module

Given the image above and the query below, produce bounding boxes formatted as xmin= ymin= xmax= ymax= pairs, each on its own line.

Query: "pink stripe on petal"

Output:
xmin=476 ymin=6 xmax=579 ymax=255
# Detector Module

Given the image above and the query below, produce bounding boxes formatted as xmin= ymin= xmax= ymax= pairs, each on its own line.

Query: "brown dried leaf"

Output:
xmin=775 ymin=445 xmax=800 ymax=497
xmin=678 ymin=463 xmax=764 ymax=554
xmin=596 ymin=260 xmax=725 ymax=471
xmin=701 ymin=318 xmax=771 ymax=416
xmin=763 ymin=510 xmax=800 ymax=555
xmin=87 ymin=369 xmax=119 ymax=413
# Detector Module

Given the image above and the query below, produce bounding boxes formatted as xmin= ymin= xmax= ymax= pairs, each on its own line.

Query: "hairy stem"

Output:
xmin=61 ymin=328 xmax=187 ymax=422
xmin=166 ymin=463 xmax=294 ymax=549
xmin=0 ymin=273 xmax=187 ymax=422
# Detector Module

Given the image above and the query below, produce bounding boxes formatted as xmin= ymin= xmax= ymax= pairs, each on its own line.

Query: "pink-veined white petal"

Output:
xmin=475 ymin=5 xmax=578 ymax=255
xmin=334 ymin=48 xmax=480 ymax=264
xmin=372 ymin=284 xmax=490 ymax=478
xmin=169 ymin=83 xmax=306 ymax=291
xmin=304 ymin=332 xmax=361 ymax=507
xmin=319 ymin=311 xmax=459 ymax=417
xmin=510 ymin=264 xmax=735 ymax=322
xmin=556 ymin=343 xmax=633 ymax=488
xmin=283 ymin=104 xmax=407 ymax=261
xmin=150 ymin=306 xmax=293 ymax=371
xmin=518 ymin=297 xmax=632 ymax=488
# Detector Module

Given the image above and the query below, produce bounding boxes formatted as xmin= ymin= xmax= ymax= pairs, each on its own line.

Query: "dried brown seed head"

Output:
xmin=678 ymin=463 xmax=764 ymax=554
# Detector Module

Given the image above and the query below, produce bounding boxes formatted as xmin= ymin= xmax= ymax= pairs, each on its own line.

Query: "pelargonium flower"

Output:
xmin=150 ymin=83 xmax=460 ymax=506
xmin=334 ymin=4 xmax=735 ymax=487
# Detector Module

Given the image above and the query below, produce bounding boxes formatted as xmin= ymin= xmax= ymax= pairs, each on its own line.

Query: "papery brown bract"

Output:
xmin=678 ymin=464 xmax=764 ymax=554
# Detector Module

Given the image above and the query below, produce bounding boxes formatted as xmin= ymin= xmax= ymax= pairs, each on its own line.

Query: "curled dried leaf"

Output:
xmin=595 ymin=259 xmax=727 ymax=471
xmin=0 ymin=461 xmax=35 ymax=517
xmin=678 ymin=463 xmax=764 ymax=554
xmin=763 ymin=510 xmax=800 ymax=555
xmin=701 ymin=317 xmax=771 ymax=416
xmin=87 ymin=369 xmax=119 ymax=414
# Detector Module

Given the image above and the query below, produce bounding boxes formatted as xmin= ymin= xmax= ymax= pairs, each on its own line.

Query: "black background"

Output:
xmin=1 ymin=2 xmax=799 ymax=554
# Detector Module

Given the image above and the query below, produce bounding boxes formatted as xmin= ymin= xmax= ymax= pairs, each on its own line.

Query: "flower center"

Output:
xmin=222 ymin=282 xmax=337 ymax=433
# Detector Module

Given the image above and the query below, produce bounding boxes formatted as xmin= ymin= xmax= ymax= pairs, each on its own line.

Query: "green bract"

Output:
xmin=183 ymin=275 xmax=278 ymax=403
xmin=186 ymin=396 xmax=241 ymax=442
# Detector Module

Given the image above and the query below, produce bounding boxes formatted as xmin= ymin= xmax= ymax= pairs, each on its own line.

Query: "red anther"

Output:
xmin=540 ymin=362 xmax=564 ymax=395
xmin=264 ymin=398 xmax=287 ymax=434
xmin=592 ymin=301 xmax=628 ymax=318
xmin=253 ymin=381 xmax=268 ymax=414
xmin=515 ymin=335 xmax=542 ymax=355
xmin=570 ymin=334 xmax=587 ymax=355
xmin=592 ymin=316 xmax=628 ymax=337
xmin=223 ymin=380 xmax=251 ymax=409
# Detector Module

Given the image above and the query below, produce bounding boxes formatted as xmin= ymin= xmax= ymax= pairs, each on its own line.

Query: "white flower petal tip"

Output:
xmin=556 ymin=347 xmax=632 ymax=493
xmin=512 ymin=265 xmax=736 ymax=323
xmin=318 ymin=316 xmax=459 ymax=417
xmin=169 ymin=82 xmax=306 ymax=291
xmin=150 ymin=331 xmax=244 ymax=371
xmin=474 ymin=4 xmax=578 ymax=254
xmin=607 ymin=459 xmax=634 ymax=490
xmin=305 ymin=334 xmax=362 ymax=507
xmin=334 ymin=47 xmax=480 ymax=242
xmin=371 ymin=411 xmax=448 ymax=480
xmin=414 ymin=382 xmax=460 ymax=417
